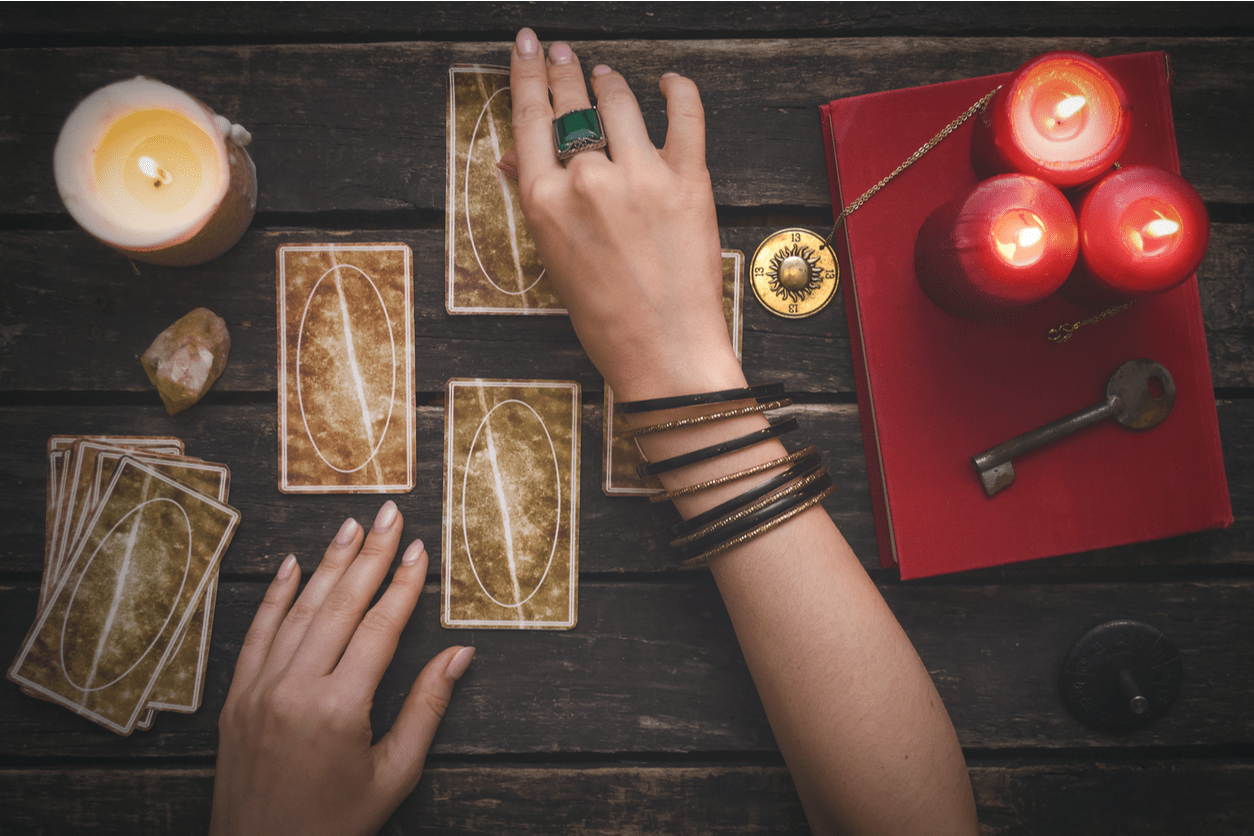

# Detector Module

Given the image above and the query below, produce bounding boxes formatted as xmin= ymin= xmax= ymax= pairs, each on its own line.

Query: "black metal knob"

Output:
xmin=1059 ymin=619 xmax=1182 ymax=732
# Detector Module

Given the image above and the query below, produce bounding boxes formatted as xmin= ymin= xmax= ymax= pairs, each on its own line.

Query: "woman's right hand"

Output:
xmin=508 ymin=28 xmax=745 ymax=402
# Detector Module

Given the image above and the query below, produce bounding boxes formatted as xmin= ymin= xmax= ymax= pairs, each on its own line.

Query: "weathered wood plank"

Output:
xmin=2 ymin=38 xmax=1251 ymax=215
xmin=4 ymin=2 xmax=1251 ymax=43
xmin=1 ymin=761 xmax=1250 ymax=835
xmin=2 ymin=224 xmax=1250 ymax=393
xmin=1 ymin=759 xmax=1252 ymax=836
xmin=0 ymin=401 xmax=1249 ymax=578
xmin=2 ymin=578 xmax=1252 ymax=757
xmin=0 ymin=226 xmax=837 ymax=395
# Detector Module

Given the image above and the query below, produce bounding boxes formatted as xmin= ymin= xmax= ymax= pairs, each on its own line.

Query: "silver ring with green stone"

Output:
xmin=553 ymin=107 xmax=607 ymax=160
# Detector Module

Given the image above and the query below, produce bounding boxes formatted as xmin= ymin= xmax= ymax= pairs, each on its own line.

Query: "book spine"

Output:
xmin=820 ymin=104 xmax=898 ymax=569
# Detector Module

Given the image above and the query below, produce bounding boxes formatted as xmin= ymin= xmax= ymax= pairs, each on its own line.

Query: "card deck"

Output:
xmin=11 ymin=436 xmax=236 ymax=734
xmin=446 ymin=65 xmax=562 ymax=314
xmin=277 ymin=243 xmax=416 ymax=493
xmin=443 ymin=379 xmax=580 ymax=629
xmin=9 ymin=458 xmax=239 ymax=735
xmin=602 ymin=251 xmax=745 ymax=495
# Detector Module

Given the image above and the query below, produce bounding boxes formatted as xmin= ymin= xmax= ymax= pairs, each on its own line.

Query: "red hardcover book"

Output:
xmin=819 ymin=52 xmax=1232 ymax=579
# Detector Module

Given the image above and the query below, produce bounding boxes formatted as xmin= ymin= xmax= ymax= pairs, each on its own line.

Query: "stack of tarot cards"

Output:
xmin=7 ymin=435 xmax=240 ymax=735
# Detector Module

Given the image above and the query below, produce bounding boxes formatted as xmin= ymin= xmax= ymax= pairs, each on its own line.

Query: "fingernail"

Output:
xmin=548 ymin=42 xmax=573 ymax=65
xmin=374 ymin=500 xmax=398 ymax=532
xmin=516 ymin=28 xmax=539 ymax=57
xmin=446 ymin=646 xmax=476 ymax=682
xmin=278 ymin=554 xmax=297 ymax=580
xmin=592 ymin=64 xmax=612 ymax=77
xmin=401 ymin=539 xmax=425 ymax=566
xmin=662 ymin=72 xmax=680 ymax=79
xmin=496 ymin=159 xmax=519 ymax=180
xmin=335 ymin=517 xmax=359 ymax=545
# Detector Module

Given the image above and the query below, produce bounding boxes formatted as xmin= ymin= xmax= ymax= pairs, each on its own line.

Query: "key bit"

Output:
xmin=973 ymin=359 xmax=1176 ymax=497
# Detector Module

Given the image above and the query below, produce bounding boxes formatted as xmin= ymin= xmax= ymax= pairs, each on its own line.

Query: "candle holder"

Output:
xmin=973 ymin=50 xmax=1131 ymax=189
xmin=1060 ymin=619 xmax=1182 ymax=732
xmin=54 ymin=77 xmax=256 ymax=267
xmin=914 ymin=174 xmax=1079 ymax=320
xmin=1059 ymin=164 xmax=1210 ymax=309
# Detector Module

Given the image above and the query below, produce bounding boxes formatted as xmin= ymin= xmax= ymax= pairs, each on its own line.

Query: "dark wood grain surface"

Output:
xmin=1 ymin=5 xmax=1251 ymax=834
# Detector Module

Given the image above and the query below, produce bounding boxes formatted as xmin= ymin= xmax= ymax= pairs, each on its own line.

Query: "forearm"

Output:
xmin=711 ymin=513 xmax=977 ymax=835
xmin=632 ymin=388 xmax=977 ymax=835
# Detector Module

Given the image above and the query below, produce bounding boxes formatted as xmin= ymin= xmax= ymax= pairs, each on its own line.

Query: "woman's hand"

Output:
xmin=509 ymin=28 xmax=745 ymax=401
xmin=209 ymin=501 xmax=474 ymax=836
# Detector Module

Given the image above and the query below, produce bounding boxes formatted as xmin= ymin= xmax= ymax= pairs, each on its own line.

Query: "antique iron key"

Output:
xmin=972 ymin=359 xmax=1176 ymax=496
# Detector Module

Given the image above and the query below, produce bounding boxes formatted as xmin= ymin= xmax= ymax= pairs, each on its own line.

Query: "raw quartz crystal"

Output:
xmin=142 ymin=308 xmax=231 ymax=415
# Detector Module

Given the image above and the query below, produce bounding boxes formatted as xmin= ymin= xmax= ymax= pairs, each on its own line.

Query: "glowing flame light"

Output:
xmin=1018 ymin=226 xmax=1044 ymax=248
xmin=1144 ymin=218 xmax=1181 ymax=239
xmin=1054 ymin=95 xmax=1087 ymax=121
xmin=137 ymin=155 xmax=172 ymax=186
xmin=1126 ymin=210 xmax=1182 ymax=254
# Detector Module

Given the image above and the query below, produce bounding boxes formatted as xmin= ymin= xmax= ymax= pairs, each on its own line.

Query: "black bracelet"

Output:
xmin=636 ymin=417 xmax=799 ymax=478
xmin=675 ymin=471 xmax=833 ymax=557
xmin=670 ymin=452 xmax=824 ymax=536
xmin=680 ymin=485 xmax=836 ymax=568
xmin=617 ymin=382 xmax=786 ymax=415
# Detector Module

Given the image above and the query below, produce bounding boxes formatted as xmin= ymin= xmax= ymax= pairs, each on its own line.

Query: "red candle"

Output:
xmin=915 ymin=174 xmax=1079 ymax=319
xmin=1059 ymin=165 xmax=1211 ymax=308
xmin=973 ymin=51 xmax=1131 ymax=189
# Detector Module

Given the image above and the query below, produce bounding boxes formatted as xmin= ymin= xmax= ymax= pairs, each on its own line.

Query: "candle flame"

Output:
xmin=1018 ymin=226 xmax=1044 ymax=248
xmin=1127 ymin=211 xmax=1182 ymax=253
xmin=1054 ymin=95 xmax=1087 ymax=121
xmin=137 ymin=155 xmax=173 ymax=187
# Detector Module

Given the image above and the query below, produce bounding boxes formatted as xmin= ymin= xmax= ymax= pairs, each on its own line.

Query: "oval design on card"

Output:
xmin=461 ymin=399 xmax=561 ymax=609
xmin=465 ymin=86 xmax=546 ymax=296
xmin=61 ymin=498 xmax=192 ymax=692
xmin=296 ymin=264 xmax=396 ymax=473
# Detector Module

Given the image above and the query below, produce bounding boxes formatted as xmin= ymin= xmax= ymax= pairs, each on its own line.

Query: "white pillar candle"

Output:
xmin=54 ymin=76 xmax=256 ymax=266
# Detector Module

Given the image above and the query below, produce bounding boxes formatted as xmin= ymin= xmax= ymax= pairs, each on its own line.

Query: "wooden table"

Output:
xmin=2 ymin=5 xmax=1251 ymax=833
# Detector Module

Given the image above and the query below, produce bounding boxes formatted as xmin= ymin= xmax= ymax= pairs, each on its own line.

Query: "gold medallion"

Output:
xmin=749 ymin=228 xmax=839 ymax=318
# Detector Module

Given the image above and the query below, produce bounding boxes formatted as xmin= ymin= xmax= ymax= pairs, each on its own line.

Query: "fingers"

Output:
xmin=333 ymin=539 xmax=428 ymax=687
xmin=226 ymin=554 xmax=300 ymax=698
xmin=510 ymin=28 xmax=558 ymax=176
xmin=263 ymin=515 xmax=365 ymax=672
xmin=545 ymin=42 xmax=593 ymax=122
xmin=659 ymin=73 xmax=707 ymax=173
xmin=372 ymin=645 xmax=476 ymax=798
xmin=589 ymin=64 xmax=653 ymax=162
xmin=287 ymin=501 xmax=405 ymax=677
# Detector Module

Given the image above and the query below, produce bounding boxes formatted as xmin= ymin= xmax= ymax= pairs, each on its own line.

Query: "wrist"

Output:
xmin=610 ymin=343 xmax=746 ymax=404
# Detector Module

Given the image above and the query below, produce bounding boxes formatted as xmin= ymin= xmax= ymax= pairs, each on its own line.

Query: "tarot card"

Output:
xmin=602 ymin=251 xmax=745 ymax=495
xmin=9 ymin=459 xmax=239 ymax=734
xmin=446 ymin=65 xmax=562 ymax=314
xmin=63 ymin=442 xmax=189 ymax=578
xmin=277 ymin=243 xmax=416 ymax=493
xmin=49 ymin=440 xmax=184 ymax=606
xmin=108 ymin=456 xmax=230 ymax=715
xmin=443 ymin=379 xmax=580 ymax=629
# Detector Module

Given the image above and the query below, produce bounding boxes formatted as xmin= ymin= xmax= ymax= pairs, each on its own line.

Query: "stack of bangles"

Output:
xmin=617 ymin=383 xmax=834 ymax=567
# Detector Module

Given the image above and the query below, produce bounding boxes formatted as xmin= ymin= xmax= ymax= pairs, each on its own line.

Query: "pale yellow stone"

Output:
xmin=141 ymin=308 xmax=230 ymax=415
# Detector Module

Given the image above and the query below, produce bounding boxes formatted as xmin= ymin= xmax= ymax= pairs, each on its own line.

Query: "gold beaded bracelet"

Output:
xmin=648 ymin=446 xmax=818 ymax=503
xmin=625 ymin=399 xmax=793 ymax=438
xmin=681 ymin=486 xmax=837 ymax=568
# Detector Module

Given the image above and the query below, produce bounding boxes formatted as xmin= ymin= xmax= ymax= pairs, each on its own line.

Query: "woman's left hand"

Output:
xmin=209 ymin=501 xmax=475 ymax=836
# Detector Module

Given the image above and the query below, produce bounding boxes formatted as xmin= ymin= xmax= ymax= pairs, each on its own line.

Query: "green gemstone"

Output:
xmin=553 ymin=108 xmax=605 ymax=156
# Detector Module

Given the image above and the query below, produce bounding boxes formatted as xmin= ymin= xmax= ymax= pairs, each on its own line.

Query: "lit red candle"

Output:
xmin=973 ymin=51 xmax=1131 ymax=189
xmin=1059 ymin=165 xmax=1210 ymax=308
xmin=915 ymin=174 xmax=1079 ymax=319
